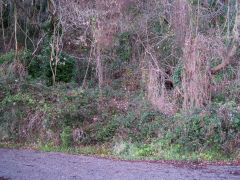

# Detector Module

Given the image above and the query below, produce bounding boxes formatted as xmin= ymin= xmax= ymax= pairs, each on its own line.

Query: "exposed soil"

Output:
xmin=0 ymin=148 xmax=239 ymax=180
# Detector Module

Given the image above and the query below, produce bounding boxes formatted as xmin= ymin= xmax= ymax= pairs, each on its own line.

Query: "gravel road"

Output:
xmin=0 ymin=148 xmax=239 ymax=180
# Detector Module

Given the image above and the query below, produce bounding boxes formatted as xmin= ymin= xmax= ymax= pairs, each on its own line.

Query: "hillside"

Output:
xmin=0 ymin=0 xmax=239 ymax=161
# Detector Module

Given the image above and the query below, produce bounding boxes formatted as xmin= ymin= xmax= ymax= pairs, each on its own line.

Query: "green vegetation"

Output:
xmin=0 ymin=0 xmax=239 ymax=162
xmin=0 ymin=81 xmax=239 ymax=161
xmin=60 ymin=126 xmax=73 ymax=148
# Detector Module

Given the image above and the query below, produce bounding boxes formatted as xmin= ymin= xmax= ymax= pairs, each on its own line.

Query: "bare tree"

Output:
xmin=58 ymin=0 xmax=123 ymax=94
xmin=211 ymin=0 xmax=239 ymax=74
xmin=47 ymin=0 xmax=63 ymax=86
xmin=14 ymin=0 xmax=18 ymax=63
xmin=0 ymin=0 xmax=6 ymax=52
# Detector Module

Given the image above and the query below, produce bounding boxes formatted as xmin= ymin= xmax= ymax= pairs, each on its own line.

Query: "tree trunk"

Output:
xmin=0 ymin=0 xmax=6 ymax=52
xmin=96 ymin=43 xmax=103 ymax=96
xmin=14 ymin=0 xmax=18 ymax=63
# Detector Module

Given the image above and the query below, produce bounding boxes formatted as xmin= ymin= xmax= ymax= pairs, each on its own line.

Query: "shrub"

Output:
xmin=60 ymin=126 xmax=73 ymax=148
xmin=26 ymin=55 xmax=43 ymax=79
xmin=0 ymin=49 xmax=33 ymax=66
xmin=160 ymin=103 xmax=240 ymax=153
xmin=109 ymin=97 xmax=163 ymax=143
xmin=113 ymin=141 xmax=154 ymax=158
xmin=116 ymin=32 xmax=132 ymax=62
xmin=0 ymin=48 xmax=76 ymax=85
xmin=0 ymin=50 xmax=15 ymax=64
xmin=83 ymin=113 xmax=120 ymax=144
xmin=43 ymin=49 xmax=76 ymax=85
xmin=0 ymin=88 xmax=38 ymax=142
xmin=0 ymin=49 xmax=32 ymax=81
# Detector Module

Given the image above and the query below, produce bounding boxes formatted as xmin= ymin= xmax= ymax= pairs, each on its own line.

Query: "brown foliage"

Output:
xmin=182 ymin=34 xmax=211 ymax=108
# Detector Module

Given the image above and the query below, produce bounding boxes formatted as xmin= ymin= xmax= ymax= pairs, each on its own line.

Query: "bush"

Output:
xmin=27 ymin=55 xmax=43 ymax=79
xmin=1 ymin=79 xmax=238 ymax=158
xmin=0 ymin=50 xmax=15 ymax=64
xmin=160 ymin=103 xmax=240 ymax=153
xmin=106 ymin=97 xmax=163 ymax=143
xmin=42 ymin=46 xmax=76 ymax=85
xmin=116 ymin=32 xmax=132 ymax=62
xmin=0 ymin=49 xmax=32 ymax=81
xmin=60 ymin=126 xmax=73 ymax=148
xmin=0 ymin=87 xmax=38 ymax=142
xmin=0 ymin=49 xmax=33 ymax=66
xmin=113 ymin=141 xmax=154 ymax=158
xmin=0 ymin=48 xmax=76 ymax=85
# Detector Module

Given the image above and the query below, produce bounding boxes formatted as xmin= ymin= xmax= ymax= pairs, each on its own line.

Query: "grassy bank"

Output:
xmin=0 ymin=81 xmax=239 ymax=162
xmin=0 ymin=141 xmax=239 ymax=162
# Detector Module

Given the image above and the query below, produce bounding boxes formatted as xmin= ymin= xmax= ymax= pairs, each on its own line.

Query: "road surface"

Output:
xmin=0 ymin=148 xmax=239 ymax=180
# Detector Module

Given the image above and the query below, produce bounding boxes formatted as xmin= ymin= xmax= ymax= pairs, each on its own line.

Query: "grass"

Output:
xmin=111 ymin=141 xmax=236 ymax=161
xmin=1 ymin=141 xmax=112 ymax=156
xmin=37 ymin=144 xmax=112 ymax=156
xmin=0 ymin=140 xmax=237 ymax=162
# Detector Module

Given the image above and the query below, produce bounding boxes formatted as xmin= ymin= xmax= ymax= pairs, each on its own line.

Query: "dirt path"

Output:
xmin=0 ymin=148 xmax=239 ymax=180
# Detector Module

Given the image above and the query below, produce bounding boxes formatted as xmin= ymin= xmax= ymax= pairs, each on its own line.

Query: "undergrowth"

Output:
xmin=0 ymin=80 xmax=239 ymax=161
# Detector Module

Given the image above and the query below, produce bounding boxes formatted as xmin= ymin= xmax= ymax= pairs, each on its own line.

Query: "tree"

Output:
xmin=58 ymin=0 xmax=123 ymax=93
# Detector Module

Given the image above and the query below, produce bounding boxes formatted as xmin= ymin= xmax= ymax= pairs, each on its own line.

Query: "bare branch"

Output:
xmin=211 ymin=0 xmax=239 ymax=74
